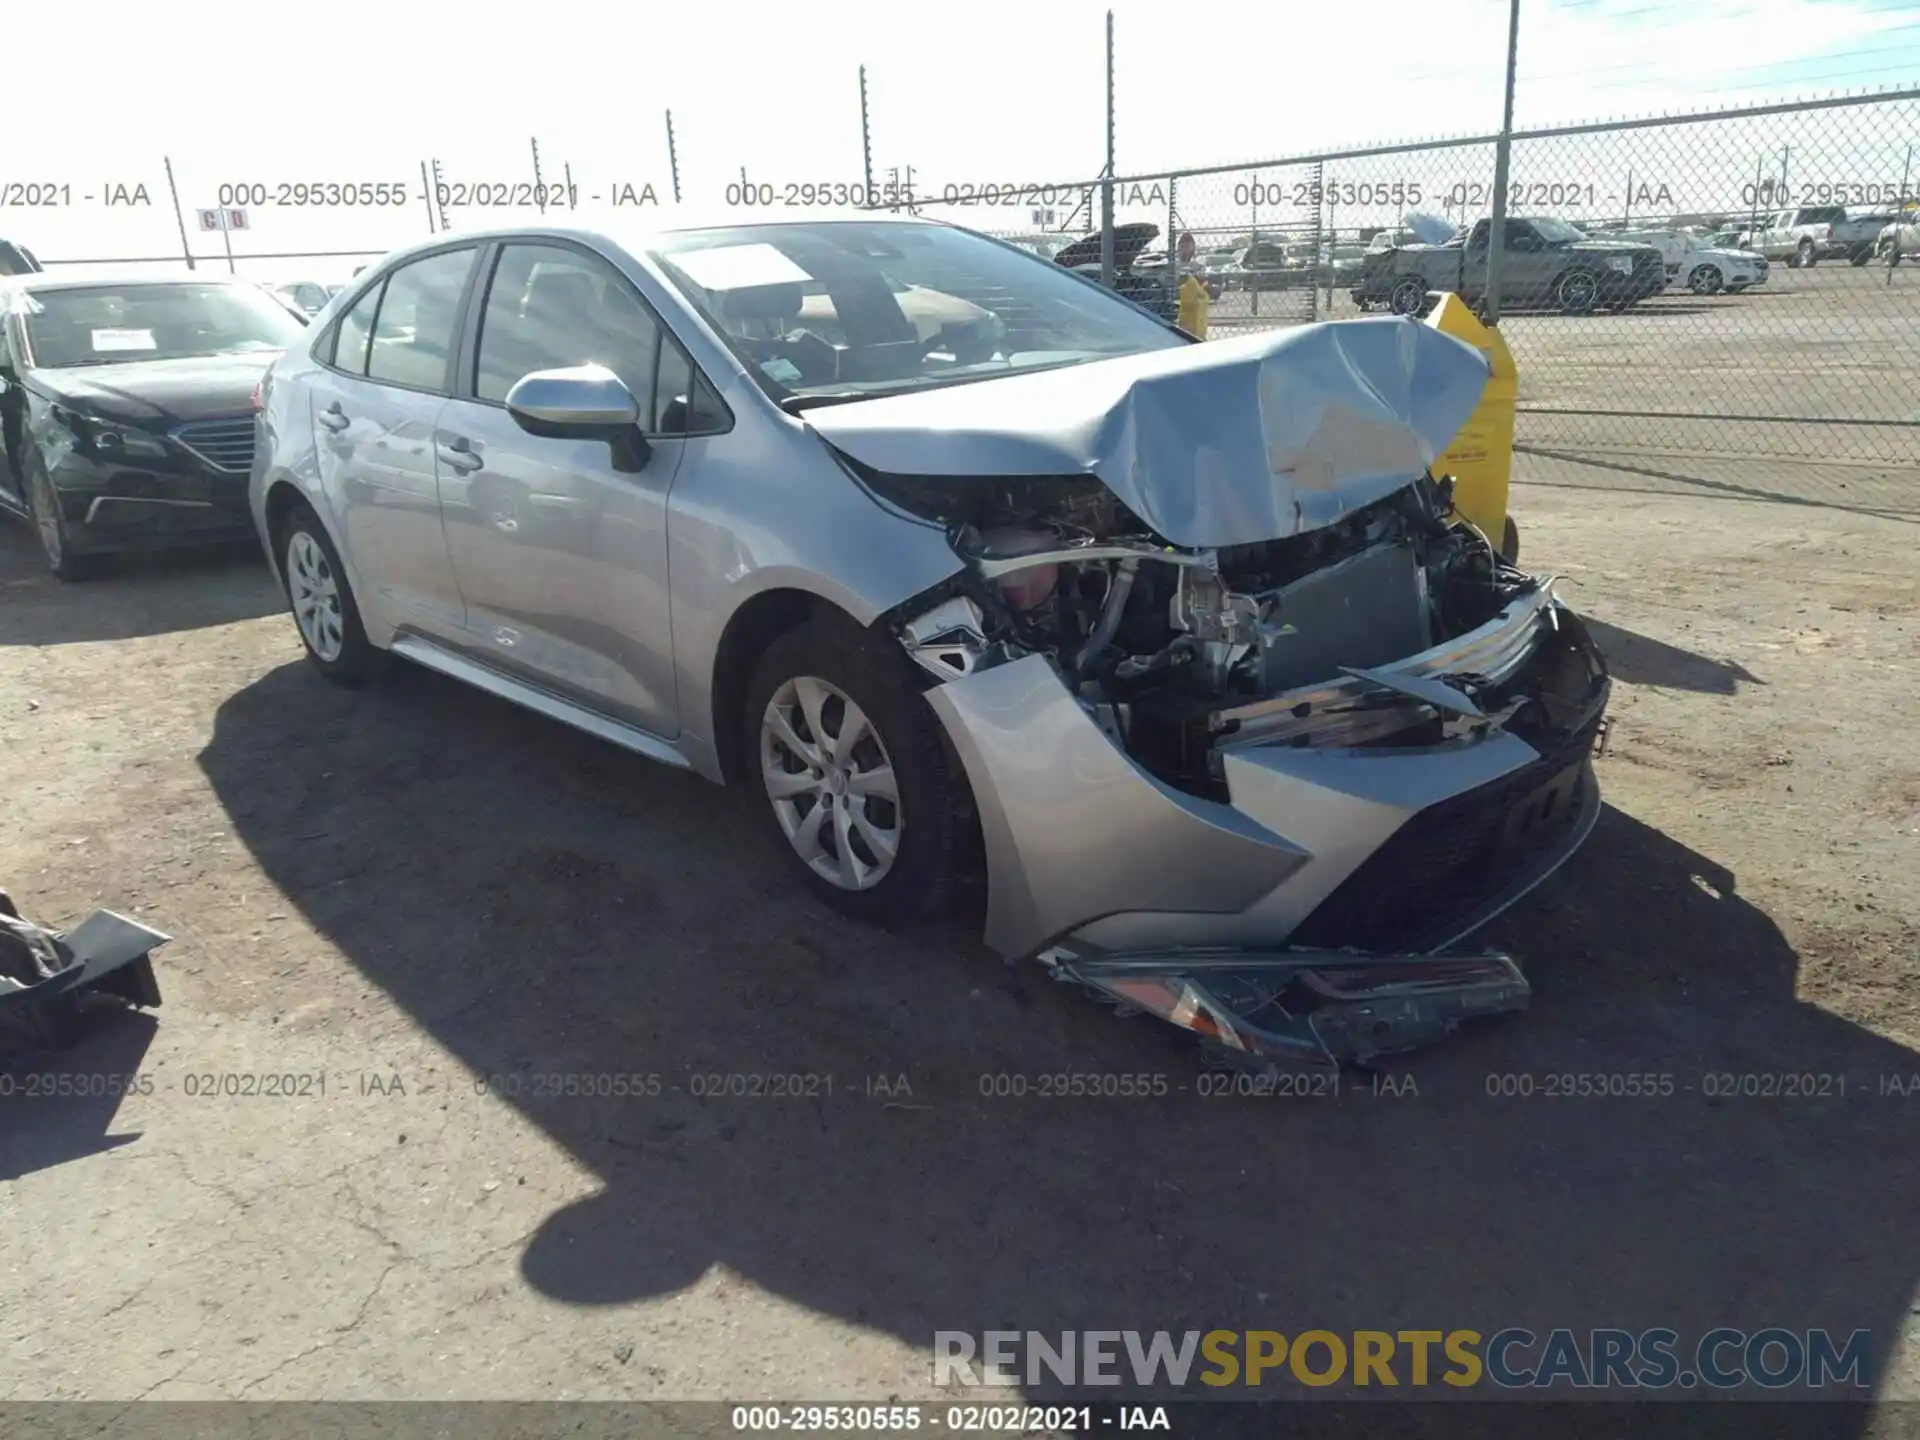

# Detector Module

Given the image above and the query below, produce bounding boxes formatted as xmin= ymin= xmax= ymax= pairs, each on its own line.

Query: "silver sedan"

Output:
xmin=250 ymin=214 xmax=1611 ymax=1070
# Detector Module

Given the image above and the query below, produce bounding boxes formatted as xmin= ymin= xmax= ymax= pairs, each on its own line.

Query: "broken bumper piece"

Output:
xmin=1040 ymin=945 xmax=1529 ymax=1070
xmin=0 ymin=892 xmax=168 ymax=1055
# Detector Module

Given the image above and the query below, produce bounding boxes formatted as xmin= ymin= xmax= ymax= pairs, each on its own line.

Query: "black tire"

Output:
xmin=1689 ymin=264 xmax=1723 ymax=296
xmin=1793 ymin=239 xmax=1816 ymax=269
xmin=1850 ymin=247 xmax=1871 ymax=267
xmin=277 ymin=502 xmax=382 ymax=686
xmin=1501 ymin=515 xmax=1521 ymax=565
xmin=1387 ymin=277 xmax=1427 ymax=316
xmin=742 ymin=613 xmax=980 ymax=928
xmin=1555 ymin=269 xmax=1600 ymax=315
xmin=23 ymin=455 xmax=102 ymax=581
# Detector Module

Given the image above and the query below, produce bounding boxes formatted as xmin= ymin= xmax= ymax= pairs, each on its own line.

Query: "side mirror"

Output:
xmin=505 ymin=363 xmax=651 ymax=473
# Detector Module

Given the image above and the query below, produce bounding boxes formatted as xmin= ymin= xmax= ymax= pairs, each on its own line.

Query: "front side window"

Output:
xmin=1527 ymin=218 xmax=1588 ymax=244
xmin=366 ymin=248 xmax=474 ymax=392
xmin=19 ymin=282 xmax=307 ymax=369
xmin=473 ymin=244 xmax=663 ymax=416
xmin=650 ymin=220 xmax=1183 ymax=406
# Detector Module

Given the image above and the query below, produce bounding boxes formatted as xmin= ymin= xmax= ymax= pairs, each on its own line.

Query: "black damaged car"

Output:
xmin=1052 ymin=222 xmax=1180 ymax=324
xmin=0 ymin=273 xmax=306 ymax=579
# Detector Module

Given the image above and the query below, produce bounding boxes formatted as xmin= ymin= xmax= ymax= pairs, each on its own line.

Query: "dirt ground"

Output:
xmin=1 ymin=464 xmax=1917 ymax=1419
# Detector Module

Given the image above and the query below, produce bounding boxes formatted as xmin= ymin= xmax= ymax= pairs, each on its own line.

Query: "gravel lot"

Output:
xmin=2 ymin=454 xmax=1918 ymax=1418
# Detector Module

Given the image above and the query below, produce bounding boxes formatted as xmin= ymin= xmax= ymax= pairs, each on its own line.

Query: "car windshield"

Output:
xmin=19 ymin=282 xmax=306 ymax=368
xmin=1528 ymin=218 xmax=1589 ymax=244
xmin=650 ymin=221 xmax=1184 ymax=405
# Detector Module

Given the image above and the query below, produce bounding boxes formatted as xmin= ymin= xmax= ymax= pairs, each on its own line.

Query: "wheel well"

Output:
xmin=264 ymin=482 xmax=309 ymax=568
xmin=710 ymin=588 xmax=836 ymax=785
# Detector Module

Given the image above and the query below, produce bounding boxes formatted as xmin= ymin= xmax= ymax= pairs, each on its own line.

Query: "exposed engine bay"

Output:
xmin=876 ymin=467 xmax=1601 ymax=801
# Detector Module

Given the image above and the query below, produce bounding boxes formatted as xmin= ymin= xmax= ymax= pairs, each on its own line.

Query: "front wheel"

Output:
xmin=744 ymin=615 xmax=979 ymax=927
xmin=1387 ymin=276 xmax=1428 ymax=316
xmin=1555 ymin=269 xmax=1599 ymax=315
xmin=1689 ymin=264 xmax=1724 ymax=295
xmin=24 ymin=457 xmax=100 ymax=581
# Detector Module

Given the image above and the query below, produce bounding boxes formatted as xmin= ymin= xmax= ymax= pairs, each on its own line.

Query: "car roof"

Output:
xmin=341 ymin=211 xmax=957 ymax=281
xmin=0 ymin=269 xmax=250 ymax=294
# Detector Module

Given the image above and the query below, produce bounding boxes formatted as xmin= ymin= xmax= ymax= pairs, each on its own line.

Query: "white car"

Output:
xmin=1613 ymin=227 xmax=1767 ymax=295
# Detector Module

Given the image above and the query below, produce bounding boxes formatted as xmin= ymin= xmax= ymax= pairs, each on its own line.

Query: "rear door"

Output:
xmin=306 ymin=245 xmax=478 ymax=638
xmin=434 ymin=239 xmax=721 ymax=737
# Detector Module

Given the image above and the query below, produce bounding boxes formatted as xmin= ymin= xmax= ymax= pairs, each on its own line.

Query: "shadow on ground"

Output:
xmin=191 ymin=658 xmax=1919 ymax=1421
xmin=0 ymin=1009 xmax=156 ymax=1181
xmin=1584 ymin=617 xmax=1765 ymax=696
xmin=1516 ymin=446 xmax=1920 ymax=521
xmin=0 ymin=525 xmax=281 ymax=646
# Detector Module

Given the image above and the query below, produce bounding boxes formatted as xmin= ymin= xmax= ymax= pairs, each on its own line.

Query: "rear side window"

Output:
xmin=329 ymin=283 xmax=382 ymax=376
xmin=366 ymin=248 xmax=474 ymax=392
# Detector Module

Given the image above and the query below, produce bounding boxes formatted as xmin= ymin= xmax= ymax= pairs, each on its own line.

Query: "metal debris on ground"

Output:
xmin=0 ymin=887 xmax=168 ymax=1057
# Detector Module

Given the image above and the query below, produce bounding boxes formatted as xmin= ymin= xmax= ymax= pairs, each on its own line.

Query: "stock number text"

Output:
xmin=217 ymin=181 xmax=410 ymax=208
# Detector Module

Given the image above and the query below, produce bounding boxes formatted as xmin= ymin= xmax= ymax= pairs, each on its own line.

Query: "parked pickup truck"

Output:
xmin=1740 ymin=205 xmax=1890 ymax=267
xmin=1352 ymin=216 xmax=1666 ymax=316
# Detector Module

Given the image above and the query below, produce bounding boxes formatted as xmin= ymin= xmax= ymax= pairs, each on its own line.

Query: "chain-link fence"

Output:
xmin=894 ymin=89 xmax=1920 ymax=484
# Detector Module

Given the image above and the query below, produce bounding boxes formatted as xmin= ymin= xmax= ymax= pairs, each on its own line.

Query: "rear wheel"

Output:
xmin=1792 ymin=238 xmax=1816 ymax=268
xmin=280 ymin=504 xmax=380 ymax=685
xmin=744 ymin=615 xmax=979 ymax=927
xmin=1501 ymin=516 xmax=1520 ymax=565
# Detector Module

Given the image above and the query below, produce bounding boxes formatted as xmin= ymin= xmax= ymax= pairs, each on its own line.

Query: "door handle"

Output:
xmin=317 ymin=402 xmax=350 ymax=433
xmin=437 ymin=438 xmax=484 ymax=474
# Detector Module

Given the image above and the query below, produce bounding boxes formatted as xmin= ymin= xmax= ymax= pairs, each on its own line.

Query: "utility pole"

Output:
xmin=1779 ymin=145 xmax=1793 ymax=204
xmin=531 ymin=136 xmax=546 ymax=214
xmin=163 ymin=156 xmax=195 ymax=270
xmin=420 ymin=160 xmax=438 ymax=233
xmin=859 ymin=67 xmax=875 ymax=203
xmin=666 ymin=110 xmax=681 ymax=204
xmin=1482 ymin=0 xmax=1522 ymax=325
xmin=1100 ymin=10 xmax=1116 ymax=288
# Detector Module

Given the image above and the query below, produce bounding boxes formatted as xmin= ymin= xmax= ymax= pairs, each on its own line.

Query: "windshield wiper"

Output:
xmin=781 ymin=391 xmax=878 ymax=413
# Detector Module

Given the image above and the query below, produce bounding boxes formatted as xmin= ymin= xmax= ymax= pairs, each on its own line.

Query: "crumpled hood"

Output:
xmin=807 ymin=317 xmax=1492 ymax=547
xmin=27 ymin=353 xmax=279 ymax=428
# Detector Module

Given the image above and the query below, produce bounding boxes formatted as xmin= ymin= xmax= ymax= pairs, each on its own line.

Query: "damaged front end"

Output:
xmin=872 ymin=468 xmax=1608 ymax=1070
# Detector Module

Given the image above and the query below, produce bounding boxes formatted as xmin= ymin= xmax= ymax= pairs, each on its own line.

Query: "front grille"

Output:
xmin=1286 ymin=707 xmax=1605 ymax=953
xmin=173 ymin=416 xmax=256 ymax=475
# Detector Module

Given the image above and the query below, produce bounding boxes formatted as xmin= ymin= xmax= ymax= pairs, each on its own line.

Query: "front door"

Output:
xmin=435 ymin=241 xmax=694 ymax=737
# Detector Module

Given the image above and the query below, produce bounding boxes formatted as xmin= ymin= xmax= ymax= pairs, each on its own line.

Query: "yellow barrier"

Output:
xmin=1423 ymin=293 xmax=1519 ymax=561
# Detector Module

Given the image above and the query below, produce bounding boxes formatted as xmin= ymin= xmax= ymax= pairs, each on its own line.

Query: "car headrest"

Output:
xmin=523 ymin=269 xmax=601 ymax=324
xmin=714 ymin=282 xmax=804 ymax=326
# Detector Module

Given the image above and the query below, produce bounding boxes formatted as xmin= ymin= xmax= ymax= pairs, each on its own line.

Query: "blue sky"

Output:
xmin=6 ymin=0 xmax=1917 ymax=278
